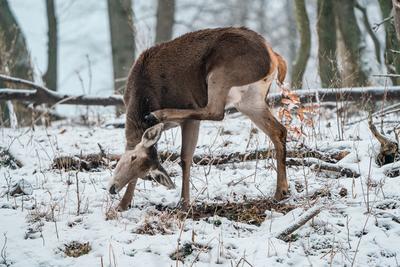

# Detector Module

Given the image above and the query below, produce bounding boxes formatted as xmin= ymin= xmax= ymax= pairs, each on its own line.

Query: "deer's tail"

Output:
xmin=274 ymin=52 xmax=287 ymax=85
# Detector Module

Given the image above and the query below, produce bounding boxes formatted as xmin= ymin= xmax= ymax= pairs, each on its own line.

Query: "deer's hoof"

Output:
xmin=274 ymin=189 xmax=290 ymax=201
xmin=117 ymin=203 xmax=132 ymax=212
xmin=144 ymin=113 xmax=160 ymax=126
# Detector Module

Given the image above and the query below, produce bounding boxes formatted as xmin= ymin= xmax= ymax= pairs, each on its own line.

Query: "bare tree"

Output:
xmin=291 ymin=0 xmax=311 ymax=89
xmin=286 ymin=0 xmax=297 ymax=78
xmin=334 ymin=0 xmax=369 ymax=86
xmin=236 ymin=0 xmax=249 ymax=26
xmin=257 ymin=0 xmax=268 ymax=35
xmin=155 ymin=0 xmax=175 ymax=43
xmin=43 ymin=0 xmax=58 ymax=91
xmin=379 ymin=0 xmax=400 ymax=85
xmin=0 ymin=0 xmax=34 ymax=125
xmin=317 ymin=0 xmax=341 ymax=88
xmin=107 ymin=0 xmax=135 ymax=115
xmin=392 ymin=0 xmax=400 ymax=40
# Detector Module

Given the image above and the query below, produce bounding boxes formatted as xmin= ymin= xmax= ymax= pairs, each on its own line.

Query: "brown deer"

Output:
xmin=108 ymin=27 xmax=289 ymax=211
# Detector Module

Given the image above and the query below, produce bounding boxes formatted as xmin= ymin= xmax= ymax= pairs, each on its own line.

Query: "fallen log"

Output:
xmin=286 ymin=158 xmax=360 ymax=178
xmin=2 ymin=74 xmax=400 ymax=107
xmin=275 ymin=204 xmax=323 ymax=241
xmin=0 ymin=74 xmax=123 ymax=106
xmin=160 ymin=148 xmax=349 ymax=165
xmin=51 ymin=147 xmax=350 ymax=171
xmin=267 ymin=85 xmax=400 ymax=105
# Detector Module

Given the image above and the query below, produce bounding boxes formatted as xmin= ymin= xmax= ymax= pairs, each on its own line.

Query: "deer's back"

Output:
xmin=125 ymin=27 xmax=271 ymax=118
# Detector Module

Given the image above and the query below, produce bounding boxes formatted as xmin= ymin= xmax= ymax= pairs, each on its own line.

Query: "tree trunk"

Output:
xmin=155 ymin=0 xmax=175 ymax=44
xmin=0 ymin=0 xmax=34 ymax=126
xmin=107 ymin=0 xmax=135 ymax=115
xmin=257 ymin=0 xmax=268 ymax=35
xmin=291 ymin=0 xmax=311 ymax=89
xmin=392 ymin=0 xmax=400 ymax=40
xmin=334 ymin=0 xmax=369 ymax=86
xmin=43 ymin=0 xmax=58 ymax=91
xmin=237 ymin=0 xmax=249 ymax=26
xmin=286 ymin=0 xmax=297 ymax=78
xmin=379 ymin=0 xmax=400 ymax=85
xmin=317 ymin=0 xmax=341 ymax=88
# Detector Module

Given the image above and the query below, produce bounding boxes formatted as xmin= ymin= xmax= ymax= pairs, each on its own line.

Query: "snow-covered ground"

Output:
xmin=1 ymin=110 xmax=400 ymax=267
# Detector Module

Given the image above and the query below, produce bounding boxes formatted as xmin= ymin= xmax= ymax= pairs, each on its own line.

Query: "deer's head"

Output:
xmin=108 ymin=123 xmax=175 ymax=194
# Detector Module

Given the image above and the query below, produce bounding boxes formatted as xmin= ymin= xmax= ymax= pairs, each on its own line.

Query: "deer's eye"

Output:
xmin=131 ymin=155 xmax=137 ymax=162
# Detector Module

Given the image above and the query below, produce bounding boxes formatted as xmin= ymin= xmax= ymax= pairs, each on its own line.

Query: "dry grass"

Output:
xmin=155 ymin=198 xmax=295 ymax=226
xmin=62 ymin=241 xmax=91 ymax=258
xmin=169 ymin=242 xmax=211 ymax=262
xmin=0 ymin=147 xmax=22 ymax=169
xmin=134 ymin=211 xmax=177 ymax=235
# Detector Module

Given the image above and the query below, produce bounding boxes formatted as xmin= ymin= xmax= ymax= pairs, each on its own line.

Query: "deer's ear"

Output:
xmin=140 ymin=123 xmax=164 ymax=148
xmin=150 ymin=164 xmax=175 ymax=189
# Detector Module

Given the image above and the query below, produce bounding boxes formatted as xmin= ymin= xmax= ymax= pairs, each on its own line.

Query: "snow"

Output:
xmin=1 ymin=110 xmax=400 ymax=267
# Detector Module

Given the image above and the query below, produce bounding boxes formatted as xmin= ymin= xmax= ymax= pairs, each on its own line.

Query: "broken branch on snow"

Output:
xmin=51 ymin=147 xmax=351 ymax=171
xmin=275 ymin=204 xmax=323 ymax=241
xmin=286 ymin=158 xmax=360 ymax=178
xmin=368 ymin=115 xmax=399 ymax=166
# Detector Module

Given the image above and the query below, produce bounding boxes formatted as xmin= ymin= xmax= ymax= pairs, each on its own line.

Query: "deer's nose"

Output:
xmin=109 ymin=184 xmax=117 ymax=195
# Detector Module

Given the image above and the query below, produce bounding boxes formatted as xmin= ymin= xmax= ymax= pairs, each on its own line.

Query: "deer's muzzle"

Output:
xmin=109 ymin=184 xmax=117 ymax=195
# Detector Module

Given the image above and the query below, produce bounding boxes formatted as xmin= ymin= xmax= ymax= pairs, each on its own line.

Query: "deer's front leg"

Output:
xmin=179 ymin=120 xmax=200 ymax=209
xmin=117 ymin=181 xmax=137 ymax=211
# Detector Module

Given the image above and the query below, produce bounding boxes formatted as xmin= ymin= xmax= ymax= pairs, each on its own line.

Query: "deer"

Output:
xmin=108 ymin=27 xmax=289 ymax=211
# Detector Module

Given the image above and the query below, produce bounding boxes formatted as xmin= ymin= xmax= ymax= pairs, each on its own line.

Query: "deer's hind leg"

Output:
xmin=234 ymin=81 xmax=289 ymax=200
xmin=145 ymin=69 xmax=232 ymax=124
xmin=179 ymin=120 xmax=200 ymax=209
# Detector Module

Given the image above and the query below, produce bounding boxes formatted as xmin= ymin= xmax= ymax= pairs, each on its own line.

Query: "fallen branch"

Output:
xmin=287 ymin=158 xmax=360 ymax=178
xmin=52 ymin=144 xmax=120 ymax=171
xmin=160 ymin=148 xmax=349 ymax=165
xmin=2 ymin=74 xmax=400 ymax=107
xmin=385 ymin=167 xmax=400 ymax=177
xmin=51 ymin=147 xmax=350 ymax=171
xmin=368 ymin=115 xmax=399 ymax=166
xmin=275 ymin=204 xmax=323 ymax=241
xmin=267 ymin=86 xmax=400 ymax=106
xmin=0 ymin=147 xmax=23 ymax=169
xmin=0 ymin=74 xmax=123 ymax=106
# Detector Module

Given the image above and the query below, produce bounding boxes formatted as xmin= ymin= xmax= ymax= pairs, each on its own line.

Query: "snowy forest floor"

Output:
xmin=1 ymin=107 xmax=400 ymax=267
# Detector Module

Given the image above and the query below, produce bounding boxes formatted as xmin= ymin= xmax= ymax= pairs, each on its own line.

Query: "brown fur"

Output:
xmin=124 ymin=27 xmax=273 ymax=146
xmin=114 ymin=27 xmax=288 ymax=210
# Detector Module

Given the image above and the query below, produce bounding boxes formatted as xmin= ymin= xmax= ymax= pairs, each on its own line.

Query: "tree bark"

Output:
xmin=257 ymin=0 xmax=268 ymax=35
xmin=334 ymin=0 xmax=369 ymax=86
xmin=286 ymin=0 xmax=297 ymax=78
xmin=379 ymin=0 xmax=400 ymax=85
xmin=0 ymin=74 xmax=124 ymax=106
xmin=155 ymin=0 xmax=175 ymax=44
xmin=354 ymin=2 xmax=381 ymax=64
xmin=0 ymin=0 xmax=34 ymax=126
xmin=107 ymin=0 xmax=135 ymax=115
xmin=392 ymin=0 xmax=400 ymax=40
xmin=43 ymin=0 xmax=58 ymax=91
xmin=317 ymin=0 xmax=341 ymax=88
xmin=291 ymin=0 xmax=311 ymax=89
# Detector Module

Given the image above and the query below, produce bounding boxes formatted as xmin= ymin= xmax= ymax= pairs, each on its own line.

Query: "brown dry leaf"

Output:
xmin=288 ymin=93 xmax=300 ymax=104
xmin=281 ymin=98 xmax=292 ymax=105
